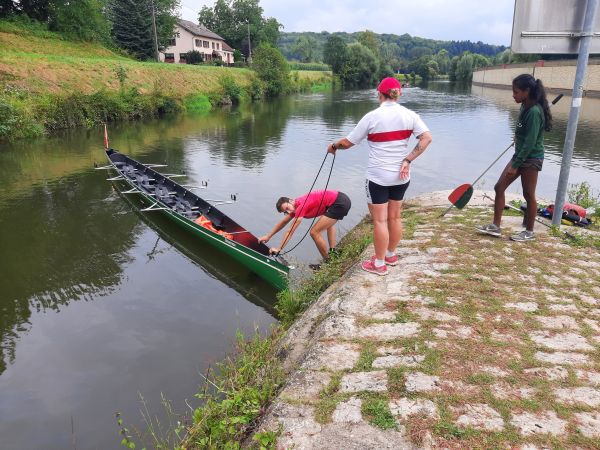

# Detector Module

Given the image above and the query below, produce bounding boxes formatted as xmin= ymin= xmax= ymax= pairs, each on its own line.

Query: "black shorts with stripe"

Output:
xmin=365 ymin=179 xmax=410 ymax=204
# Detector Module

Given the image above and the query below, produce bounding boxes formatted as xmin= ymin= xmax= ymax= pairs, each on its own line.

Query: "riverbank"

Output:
xmin=473 ymin=59 xmax=600 ymax=98
xmin=0 ymin=20 xmax=331 ymax=140
xmin=181 ymin=190 xmax=600 ymax=449
xmin=252 ymin=191 xmax=600 ymax=449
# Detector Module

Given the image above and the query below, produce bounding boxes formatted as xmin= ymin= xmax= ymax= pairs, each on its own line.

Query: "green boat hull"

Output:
xmin=106 ymin=149 xmax=289 ymax=290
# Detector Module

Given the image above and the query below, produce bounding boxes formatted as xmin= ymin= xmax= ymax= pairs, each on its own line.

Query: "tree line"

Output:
xmin=284 ymin=30 xmax=513 ymax=86
xmin=0 ymin=0 xmax=183 ymax=60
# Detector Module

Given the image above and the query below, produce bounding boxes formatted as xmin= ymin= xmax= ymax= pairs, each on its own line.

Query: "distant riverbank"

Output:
xmin=473 ymin=59 xmax=600 ymax=97
xmin=0 ymin=20 xmax=331 ymax=140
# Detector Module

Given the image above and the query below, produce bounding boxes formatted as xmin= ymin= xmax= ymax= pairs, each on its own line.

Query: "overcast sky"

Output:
xmin=179 ymin=0 xmax=516 ymax=46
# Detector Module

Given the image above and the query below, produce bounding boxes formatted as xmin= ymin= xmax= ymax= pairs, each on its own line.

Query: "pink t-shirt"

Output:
xmin=292 ymin=190 xmax=338 ymax=219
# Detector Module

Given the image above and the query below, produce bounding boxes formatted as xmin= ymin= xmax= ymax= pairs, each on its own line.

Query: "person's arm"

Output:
xmin=258 ymin=215 xmax=293 ymax=244
xmin=327 ymin=138 xmax=355 ymax=154
xmin=400 ymin=131 xmax=432 ymax=180
xmin=270 ymin=217 xmax=303 ymax=254
xmin=328 ymin=113 xmax=370 ymax=154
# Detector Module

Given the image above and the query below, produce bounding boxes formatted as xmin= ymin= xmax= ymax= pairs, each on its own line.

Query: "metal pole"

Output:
xmin=150 ymin=0 xmax=160 ymax=62
xmin=552 ymin=0 xmax=599 ymax=226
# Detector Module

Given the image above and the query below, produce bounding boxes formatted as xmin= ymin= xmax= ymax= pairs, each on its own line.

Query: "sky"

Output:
xmin=178 ymin=0 xmax=517 ymax=46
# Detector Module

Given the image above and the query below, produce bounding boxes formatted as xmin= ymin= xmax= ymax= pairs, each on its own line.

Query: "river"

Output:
xmin=1 ymin=82 xmax=599 ymax=449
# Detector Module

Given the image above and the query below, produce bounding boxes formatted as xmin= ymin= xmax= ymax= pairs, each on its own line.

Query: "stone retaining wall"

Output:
xmin=473 ymin=59 xmax=600 ymax=97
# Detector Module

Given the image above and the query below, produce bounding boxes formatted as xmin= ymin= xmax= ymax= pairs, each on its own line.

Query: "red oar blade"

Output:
xmin=448 ymin=184 xmax=473 ymax=209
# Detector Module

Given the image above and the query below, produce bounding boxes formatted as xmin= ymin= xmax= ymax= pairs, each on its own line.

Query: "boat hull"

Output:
xmin=106 ymin=149 xmax=289 ymax=290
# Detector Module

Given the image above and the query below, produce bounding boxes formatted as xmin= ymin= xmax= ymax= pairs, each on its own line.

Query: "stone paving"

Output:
xmin=255 ymin=192 xmax=600 ymax=449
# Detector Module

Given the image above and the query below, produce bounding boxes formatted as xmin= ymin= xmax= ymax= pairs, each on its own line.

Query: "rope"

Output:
xmin=278 ymin=152 xmax=336 ymax=256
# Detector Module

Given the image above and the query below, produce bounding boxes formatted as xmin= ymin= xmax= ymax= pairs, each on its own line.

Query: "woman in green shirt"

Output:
xmin=477 ymin=74 xmax=553 ymax=241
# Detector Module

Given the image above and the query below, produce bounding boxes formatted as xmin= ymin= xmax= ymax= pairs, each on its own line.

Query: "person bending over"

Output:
xmin=259 ymin=190 xmax=351 ymax=268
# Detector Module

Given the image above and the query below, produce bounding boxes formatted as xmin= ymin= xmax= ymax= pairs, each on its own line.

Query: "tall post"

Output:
xmin=150 ymin=0 xmax=160 ymax=62
xmin=552 ymin=0 xmax=599 ymax=226
xmin=247 ymin=20 xmax=252 ymax=64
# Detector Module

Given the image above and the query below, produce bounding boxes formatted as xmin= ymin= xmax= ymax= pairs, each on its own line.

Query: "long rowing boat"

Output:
xmin=103 ymin=148 xmax=290 ymax=290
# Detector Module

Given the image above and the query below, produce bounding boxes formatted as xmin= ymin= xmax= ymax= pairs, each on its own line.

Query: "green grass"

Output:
xmin=0 ymin=19 xmax=331 ymax=140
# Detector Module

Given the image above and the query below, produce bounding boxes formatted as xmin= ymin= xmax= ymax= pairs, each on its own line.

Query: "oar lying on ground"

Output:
xmin=442 ymin=93 xmax=564 ymax=216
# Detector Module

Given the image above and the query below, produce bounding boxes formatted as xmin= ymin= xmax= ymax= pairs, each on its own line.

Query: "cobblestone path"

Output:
xmin=257 ymin=198 xmax=600 ymax=449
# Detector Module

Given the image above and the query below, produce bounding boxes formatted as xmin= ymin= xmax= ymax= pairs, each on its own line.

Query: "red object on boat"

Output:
xmin=104 ymin=124 xmax=109 ymax=149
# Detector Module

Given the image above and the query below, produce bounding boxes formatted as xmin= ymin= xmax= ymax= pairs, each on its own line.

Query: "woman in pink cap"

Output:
xmin=327 ymin=77 xmax=433 ymax=275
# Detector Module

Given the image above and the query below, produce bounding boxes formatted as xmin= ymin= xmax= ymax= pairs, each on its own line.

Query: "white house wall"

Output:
xmin=160 ymin=25 xmax=234 ymax=64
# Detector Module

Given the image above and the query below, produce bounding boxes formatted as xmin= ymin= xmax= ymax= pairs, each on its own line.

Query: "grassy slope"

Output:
xmin=0 ymin=22 xmax=254 ymax=96
xmin=0 ymin=21 xmax=328 ymax=97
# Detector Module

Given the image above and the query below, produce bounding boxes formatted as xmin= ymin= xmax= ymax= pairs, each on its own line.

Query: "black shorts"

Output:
xmin=511 ymin=155 xmax=543 ymax=171
xmin=365 ymin=179 xmax=410 ymax=204
xmin=324 ymin=192 xmax=351 ymax=220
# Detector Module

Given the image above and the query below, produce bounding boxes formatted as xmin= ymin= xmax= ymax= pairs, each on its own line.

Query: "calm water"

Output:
xmin=1 ymin=83 xmax=599 ymax=449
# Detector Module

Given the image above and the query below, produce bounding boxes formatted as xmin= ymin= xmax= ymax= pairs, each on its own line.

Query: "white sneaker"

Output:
xmin=476 ymin=223 xmax=501 ymax=237
xmin=510 ymin=230 xmax=535 ymax=242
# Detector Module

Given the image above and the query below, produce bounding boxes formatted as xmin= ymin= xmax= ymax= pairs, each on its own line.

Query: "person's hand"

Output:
xmin=400 ymin=160 xmax=411 ymax=180
xmin=258 ymin=235 xmax=270 ymax=244
xmin=327 ymin=142 xmax=337 ymax=154
xmin=505 ymin=166 xmax=518 ymax=178
xmin=269 ymin=247 xmax=281 ymax=255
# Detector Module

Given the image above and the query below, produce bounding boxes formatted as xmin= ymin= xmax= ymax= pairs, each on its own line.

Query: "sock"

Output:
xmin=374 ymin=259 xmax=385 ymax=267
xmin=385 ymin=250 xmax=395 ymax=258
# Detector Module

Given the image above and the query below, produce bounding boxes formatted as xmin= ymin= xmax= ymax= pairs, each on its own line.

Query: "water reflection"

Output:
xmin=1 ymin=83 xmax=599 ymax=450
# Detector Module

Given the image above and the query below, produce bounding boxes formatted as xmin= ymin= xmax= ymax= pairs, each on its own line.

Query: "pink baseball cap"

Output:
xmin=377 ymin=77 xmax=401 ymax=95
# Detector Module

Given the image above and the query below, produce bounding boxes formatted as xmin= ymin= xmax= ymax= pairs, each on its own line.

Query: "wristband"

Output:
xmin=404 ymin=158 xmax=412 ymax=164
xmin=331 ymin=142 xmax=337 ymax=150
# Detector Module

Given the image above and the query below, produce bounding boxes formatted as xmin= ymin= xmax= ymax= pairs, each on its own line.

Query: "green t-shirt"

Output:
xmin=513 ymin=103 xmax=545 ymax=168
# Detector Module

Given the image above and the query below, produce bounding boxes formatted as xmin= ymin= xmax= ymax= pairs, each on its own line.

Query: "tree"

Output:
xmin=434 ymin=49 xmax=450 ymax=75
xmin=49 ymin=0 xmax=111 ymax=43
xmin=0 ymin=0 xmax=18 ymax=17
xmin=19 ymin=0 xmax=50 ymax=21
xmin=108 ymin=0 xmax=179 ymax=60
xmin=323 ymin=34 xmax=347 ymax=73
xmin=291 ymin=35 xmax=317 ymax=62
xmin=454 ymin=52 xmax=474 ymax=82
xmin=185 ymin=50 xmax=203 ymax=64
xmin=408 ymin=55 xmax=438 ymax=80
xmin=252 ymin=43 xmax=289 ymax=97
xmin=357 ymin=30 xmax=381 ymax=58
xmin=339 ymin=42 xmax=378 ymax=88
xmin=199 ymin=0 xmax=282 ymax=59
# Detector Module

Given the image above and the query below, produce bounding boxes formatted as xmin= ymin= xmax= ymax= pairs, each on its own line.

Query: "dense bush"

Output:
xmin=339 ymin=43 xmax=378 ymax=88
xmin=218 ymin=74 xmax=243 ymax=104
xmin=185 ymin=50 xmax=203 ymax=65
xmin=251 ymin=43 xmax=290 ymax=97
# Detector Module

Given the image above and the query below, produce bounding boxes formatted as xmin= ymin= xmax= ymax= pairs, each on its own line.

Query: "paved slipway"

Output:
xmin=253 ymin=191 xmax=600 ymax=449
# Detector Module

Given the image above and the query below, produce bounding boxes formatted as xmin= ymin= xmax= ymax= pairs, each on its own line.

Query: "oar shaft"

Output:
xmin=471 ymin=141 xmax=514 ymax=186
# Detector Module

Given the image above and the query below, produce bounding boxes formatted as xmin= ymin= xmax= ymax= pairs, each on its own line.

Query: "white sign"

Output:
xmin=511 ymin=0 xmax=600 ymax=54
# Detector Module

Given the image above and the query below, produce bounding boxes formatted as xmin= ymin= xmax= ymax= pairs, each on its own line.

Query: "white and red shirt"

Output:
xmin=346 ymin=101 xmax=429 ymax=186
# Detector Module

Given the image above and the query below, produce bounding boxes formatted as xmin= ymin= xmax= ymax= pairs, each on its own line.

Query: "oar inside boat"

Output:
xmin=103 ymin=147 xmax=290 ymax=289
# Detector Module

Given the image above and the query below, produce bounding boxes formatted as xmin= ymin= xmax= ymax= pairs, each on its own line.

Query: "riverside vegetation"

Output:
xmin=0 ymin=19 xmax=331 ymax=140
xmin=150 ymin=185 xmax=598 ymax=449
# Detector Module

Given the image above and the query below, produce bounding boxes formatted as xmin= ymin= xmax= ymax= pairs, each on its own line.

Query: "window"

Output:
xmin=168 ymin=37 xmax=176 ymax=46
xmin=164 ymin=53 xmax=174 ymax=63
xmin=195 ymin=39 xmax=201 ymax=47
xmin=216 ymin=43 xmax=220 ymax=50
xmin=203 ymin=40 xmax=209 ymax=48
xmin=179 ymin=53 xmax=188 ymax=63
xmin=211 ymin=42 xmax=215 ymax=49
